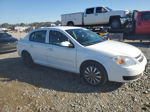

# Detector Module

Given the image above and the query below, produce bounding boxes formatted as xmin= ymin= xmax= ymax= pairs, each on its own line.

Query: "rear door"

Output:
xmin=136 ymin=12 xmax=150 ymax=34
xmin=28 ymin=30 xmax=49 ymax=64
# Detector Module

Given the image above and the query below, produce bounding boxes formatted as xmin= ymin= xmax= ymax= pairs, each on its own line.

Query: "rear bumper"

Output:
xmin=0 ymin=49 xmax=16 ymax=54
xmin=0 ymin=42 xmax=17 ymax=54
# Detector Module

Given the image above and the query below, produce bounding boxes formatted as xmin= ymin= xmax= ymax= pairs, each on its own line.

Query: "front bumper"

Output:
xmin=106 ymin=55 xmax=147 ymax=82
xmin=123 ymin=73 xmax=142 ymax=81
xmin=0 ymin=42 xmax=17 ymax=54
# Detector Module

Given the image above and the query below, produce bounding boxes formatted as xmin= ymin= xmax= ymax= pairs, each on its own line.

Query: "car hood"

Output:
xmin=86 ymin=40 xmax=141 ymax=58
xmin=111 ymin=10 xmax=130 ymax=17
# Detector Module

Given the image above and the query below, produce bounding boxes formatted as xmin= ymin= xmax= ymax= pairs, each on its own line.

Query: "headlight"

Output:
xmin=113 ymin=56 xmax=137 ymax=67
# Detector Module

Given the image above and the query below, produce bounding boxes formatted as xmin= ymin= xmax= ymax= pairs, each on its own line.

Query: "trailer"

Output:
xmin=91 ymin=10 xmax=150 ymax=41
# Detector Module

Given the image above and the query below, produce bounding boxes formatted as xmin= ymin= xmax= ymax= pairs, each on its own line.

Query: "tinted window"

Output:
xmin=29 ymin=30 xmax=46 ymax=43
xmin=86 ymin=8 xmax=94 ymax=14
xmin=142 ymin=12 xmax=150 ymax=21
xmin=96 ymin=7 xmax=107 ymax=13
xmin=49 ymin=30 xmax=69 ymax=46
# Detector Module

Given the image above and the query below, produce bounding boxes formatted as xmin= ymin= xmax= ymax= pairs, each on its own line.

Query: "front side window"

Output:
xmin=66 ymin=29 xmax=105 ymax=46
xmin=49 ymin=30 xmax=69 ymax=46
xmin=86 ymin=8 xmax=94 ymax=14
xmin=142 ymin=12 xmax=150 ymax=21
xmin=29 ymin=30 xmax=46 ymax=43
xmin=96 ymin=7 xmax=107 ymax=13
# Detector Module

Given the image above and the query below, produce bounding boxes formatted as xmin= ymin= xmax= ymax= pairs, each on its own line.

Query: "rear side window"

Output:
xmin=49 ymin=30 xmax=69 ymax=46
xmin=29 ymin=30 xmax=46 ymax=43
xmin=141 ymin=12 xmax=150 ymax=21
xmin=86 ymin=8 xmax=94 ymax=14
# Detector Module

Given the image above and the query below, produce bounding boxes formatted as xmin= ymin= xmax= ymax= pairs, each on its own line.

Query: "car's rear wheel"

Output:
xmin=81 ymin=62 xmax=108 ymax=86
xmin=22 ymin=51 xmax=34 ymax=67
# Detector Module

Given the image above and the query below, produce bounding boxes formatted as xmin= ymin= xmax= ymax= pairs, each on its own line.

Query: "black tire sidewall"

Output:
xmin=22 ymin=52 xmax=34 ymax=67
xmin=67 ymin=22 xmax=74 ymax=26
xmin=81 ymin=62 xmax=108 ymax=86
xmin=111 ymin=19 xmax=121 ymax=29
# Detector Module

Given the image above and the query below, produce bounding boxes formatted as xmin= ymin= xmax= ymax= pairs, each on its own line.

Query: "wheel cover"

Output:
xmin=84 ymin=66 xmax=102 ymax=85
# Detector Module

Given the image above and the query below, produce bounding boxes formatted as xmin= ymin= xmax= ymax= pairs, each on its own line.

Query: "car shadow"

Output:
xmin=0 ymin=57 xmax=123 ymax=93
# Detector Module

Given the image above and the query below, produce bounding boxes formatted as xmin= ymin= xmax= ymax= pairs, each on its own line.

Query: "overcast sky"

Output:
xmin=0 ymin=0 xmax=149 ymax=24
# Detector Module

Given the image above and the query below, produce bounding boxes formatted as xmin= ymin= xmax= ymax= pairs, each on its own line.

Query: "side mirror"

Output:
xmin=60 ymin=41 xmax=74 ymax=48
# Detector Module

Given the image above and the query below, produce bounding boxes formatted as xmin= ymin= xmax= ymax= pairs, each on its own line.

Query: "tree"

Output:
xmin=55 ymin=20 xmax=61 ymax=25
xmin=1 ymin=23 xmax=10 ymax=28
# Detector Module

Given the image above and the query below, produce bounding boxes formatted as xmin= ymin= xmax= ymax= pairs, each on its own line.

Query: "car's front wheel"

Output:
xmin=81 ymin=62 xmax=108 ymax=86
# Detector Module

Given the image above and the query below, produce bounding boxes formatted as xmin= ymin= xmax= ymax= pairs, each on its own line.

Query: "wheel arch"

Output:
xmin=67 ymin=21 xmax=74 ymax=26
xmin=79 ymin=60 xmax=108 ymax=75
xmin=21 ymin=50 xmax=30 ymax=57
xmin=109 ymin=15 xmax=121 ymax=24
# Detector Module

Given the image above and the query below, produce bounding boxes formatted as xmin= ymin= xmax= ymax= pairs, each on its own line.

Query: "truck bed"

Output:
xmin=61 ymin=12 xmax=83 ymax=26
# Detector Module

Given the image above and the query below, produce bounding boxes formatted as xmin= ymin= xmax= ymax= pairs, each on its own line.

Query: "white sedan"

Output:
xmin=17 ymin=26 xmax=147 ymax=86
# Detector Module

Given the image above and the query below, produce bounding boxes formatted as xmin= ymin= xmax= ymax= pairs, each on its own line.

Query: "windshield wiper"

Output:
xmin=83 ymin=41 xmax=101 ymax=46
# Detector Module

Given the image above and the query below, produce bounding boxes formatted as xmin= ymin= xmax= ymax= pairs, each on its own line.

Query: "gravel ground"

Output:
xmin=0 ymin=33 xmax=149 ymax=112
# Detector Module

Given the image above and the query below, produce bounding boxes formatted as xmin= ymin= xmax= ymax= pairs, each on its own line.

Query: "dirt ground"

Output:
xmin=0 ymin=32 xmax=149 ymax=112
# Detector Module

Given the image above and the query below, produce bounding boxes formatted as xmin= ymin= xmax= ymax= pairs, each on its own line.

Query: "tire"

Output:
xmin=110 ymin=18 xmax=121 ymax=29
xmin=81 ymin=61 xmax=108 ymax=86
xmin=67 ymin=22 xmax=74 ymax=26
xmin=22 ymin=51 xmax=34 ymax=67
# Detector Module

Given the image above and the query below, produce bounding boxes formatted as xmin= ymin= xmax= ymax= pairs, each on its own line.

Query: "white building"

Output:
xmin=14 ymin=26 xmax=29 ymax=32
xmin=0 ymin=28 xmax=8 ymax=32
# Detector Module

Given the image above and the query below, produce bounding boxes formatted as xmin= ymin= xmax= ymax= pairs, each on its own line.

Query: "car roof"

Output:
xmin=35 ymin=26 xmax=84 ymax=31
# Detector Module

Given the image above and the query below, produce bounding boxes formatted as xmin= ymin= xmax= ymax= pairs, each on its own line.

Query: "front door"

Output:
xmin=94 ymin=7 xmax=109 ymax=24
xmin=84 ymin=8 xmax=97 ymax=25
xmin=47 ymin=30 xmax=76 ymax=72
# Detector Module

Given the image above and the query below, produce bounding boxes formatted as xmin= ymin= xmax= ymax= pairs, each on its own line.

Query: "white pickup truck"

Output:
xmin=61 ymin=7 xmax=130 ymax=29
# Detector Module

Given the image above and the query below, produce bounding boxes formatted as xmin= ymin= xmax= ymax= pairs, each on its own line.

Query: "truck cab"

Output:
xmin=61 ymin=6 xmax=130 ymax=29
xmin=135 ymin=11 xmax=150 ymax=34
xmin=84 ymin=7 xmax=127 ymax=27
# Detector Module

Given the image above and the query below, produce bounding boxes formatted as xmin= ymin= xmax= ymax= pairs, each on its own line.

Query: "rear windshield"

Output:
xmin=0 ymin=33 xmax=10 ymax=38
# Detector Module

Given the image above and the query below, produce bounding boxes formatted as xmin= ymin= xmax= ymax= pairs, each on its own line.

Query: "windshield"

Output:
xmin=0 ymin=33 xmax=10 ymax=38
xmin=105 ymin=7 xmax=113 ymax=11
xmin=66 ymin=29 xmax=105 ymax=46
